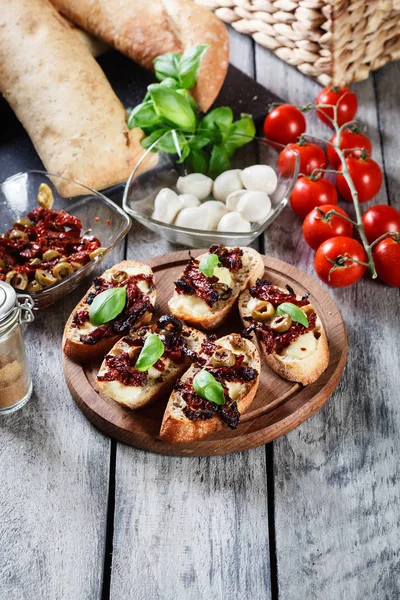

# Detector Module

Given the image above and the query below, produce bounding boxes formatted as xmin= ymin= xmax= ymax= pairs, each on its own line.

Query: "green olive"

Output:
xmin=0 ymin=259 xmax=5 ymax=269
xmin=270 ymin=314 xmax=292 ymax=333
xmin=89 ymin=247 xmax=107 ymax=260
xmin=70 ymin=261 xmax=83 ymax=271
xmin=111 ymin=270 xmax=128 ymax=284
xmin=35 ymin=269 xmax=58 ymax=287
xmin=251 ymin=301 xmax=275 ymax=322
xmin=27 ymin=280 xmax=42 ymax=292
xmin=210 ymin=348 xmax=236 ymax=368
xmin=9 ymin=229 xmax=28 ymax=240
xmin=53 ymin=262 xmax=74 ymax=280
xmin=13 ymin=217 xmax=32 ymax=228
xmin=42 ymin=249 xmax=61 ymax=262
xmin=29 ymin=258 xmax=42 ymax=266
xmin=6 ymin=271 xmax=28 ymax=290
xmin=37 ymin=183 xmax=54 ymax=209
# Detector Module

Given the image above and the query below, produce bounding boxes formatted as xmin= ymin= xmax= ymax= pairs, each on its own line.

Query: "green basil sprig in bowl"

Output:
xmin=127 ymin=45 xmax=256 ymax=178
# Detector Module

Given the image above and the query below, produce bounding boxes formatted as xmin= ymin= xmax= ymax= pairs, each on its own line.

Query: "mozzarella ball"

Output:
xmin=240 ymin=165 xmax=278 ymax=195
xmin=213 ymin=169 xmax=243 ymax=202
xmin=152 ymin=188 xmax=181 ymax=224
xmin=201 ymin=201 xmax=228 ymax=230
xmin=175 ymin=206 xmax=207 ymax=229
xmin=176 ymin=173 xmax=213 ymax=200
xmin=226 ymin=189 xmax=247 ymax=211
xmin=178 ymin=194 xmax=200 ymax=208
xmin=237 ymin=191 xmax=272 ymax=222
xmin=217 ymin=212 xmax=251 ymax=233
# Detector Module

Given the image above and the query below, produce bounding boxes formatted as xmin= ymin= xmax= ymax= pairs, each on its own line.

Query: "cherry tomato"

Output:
xmin=278 ymin=142 xmax=326 ymax=178
xmin=336 ymin=156 xmax=383 ymax=203
xmin=303 ymin=205 xmax=353 ymax=250
xmin=263 ymin=104 xmax=306 ymax=149
xmin=373 ymin=235 xmax=400 ymax=287
xmin=314 ymin=236 xmax=367 ymax=287
xmin=290 ymin=176 xmax=338 ymax=219
xmin=361 ymin=205 xmax=400 ymax=244
xmin=327 ymin=129 xmax=372 ymax=169
xmin=316 ymin=86 xmax=358 ymax=128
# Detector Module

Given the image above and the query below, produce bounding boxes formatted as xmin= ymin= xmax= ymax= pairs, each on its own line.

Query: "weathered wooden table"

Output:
xmin=1 ymin=29 xmax=399 ymax=600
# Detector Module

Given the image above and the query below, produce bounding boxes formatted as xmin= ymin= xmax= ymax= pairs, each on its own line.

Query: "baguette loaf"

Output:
xmin=97 ymin=322 xmax=208 ymax=410
xmin=0 ymin=0 xmax=153 ymax=196
xmin=168 ymin=246 xmax=265 ymax=330
xmin=50 ymin=0 xmax=229 ymax=112
xmin=63 ymin=261 xmax=156 ymax=363
xmin=238 ymin=283 xmax=329 ymax=385
xmin=160 ymin=333 xmax=260 ymax=442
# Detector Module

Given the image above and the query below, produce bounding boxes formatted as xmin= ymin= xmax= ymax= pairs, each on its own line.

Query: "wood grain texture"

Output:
xmin=0 ymin=249 xmax=123 ymax=600
xmin=255 ymin=41 xmax=400 ymax=599
xmin=109 ymin=29 xmax=272 ymax=600
xmin=64 ymin=251 xmax=347 ymax=456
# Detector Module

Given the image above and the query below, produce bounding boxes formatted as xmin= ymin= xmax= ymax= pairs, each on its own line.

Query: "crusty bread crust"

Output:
xmin=238 ymin=289 xmax=330 ymax=385
xmin=50 ymin=0 xmax=229 ymax=112
xmin=62 ymin=260 xmax=156 ymax=363
xmin=159 ymin=334 xmax=260 ymax=442
xmin=96 ymin=326 xmax=207 ymax=410
xmin=168 ymin=247 xmax=265 ymax=331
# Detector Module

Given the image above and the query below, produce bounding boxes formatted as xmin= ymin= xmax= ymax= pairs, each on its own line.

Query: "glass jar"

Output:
xmin=0 ymin=281 xmax=34 ymax=414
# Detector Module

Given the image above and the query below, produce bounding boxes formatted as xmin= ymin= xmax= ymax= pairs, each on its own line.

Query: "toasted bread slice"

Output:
xmin=238 ymin=284 xmax=329 ymax=385
xmin=168 ymin=246 xmax=265 ymax=330
xmin=160 ymin=333 xmax=260 ymax=442
xmin=63 ymin=260 xmax=156 ymax=363
xmin=97 ymin=322 xmax=208 ymax=410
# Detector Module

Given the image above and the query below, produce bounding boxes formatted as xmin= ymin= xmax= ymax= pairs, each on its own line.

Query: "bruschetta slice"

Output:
xmin=96 ymin=316 xmax=210 ymax=410
xmin=63 ymin=260 xmax=156 ymax=362
xmin=239 ymin=279 xmax=329 ymax=385
xmin=160 ymin=333 xmax=260 ymax=442
xmin=168 ymin=244 xmax=265 ymax=330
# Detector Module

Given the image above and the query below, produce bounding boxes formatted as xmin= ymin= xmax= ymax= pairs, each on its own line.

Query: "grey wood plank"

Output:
xmin=110 ymin=29 xmax=271 ymax=600
xmin=0 ymin=249 xmax=124 ymax=600
xmin=255 ymin=44 xmax=400 ymax=598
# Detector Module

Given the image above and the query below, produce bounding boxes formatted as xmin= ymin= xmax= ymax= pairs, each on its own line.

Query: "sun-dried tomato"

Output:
xmin=249 ymin=279 xmax=309 ymax=307
xmin=209 ymin=244 xmax=243 ymax=270
xmin=97 ymin=352 xmax=148 ymax=386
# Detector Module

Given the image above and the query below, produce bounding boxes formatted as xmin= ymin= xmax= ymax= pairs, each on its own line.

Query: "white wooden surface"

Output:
xmin=1 ymin=26 xmax=399 ymax=600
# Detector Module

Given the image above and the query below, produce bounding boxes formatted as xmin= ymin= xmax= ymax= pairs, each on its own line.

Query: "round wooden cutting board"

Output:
xmin=63 ymin=250 xmax=347 ymax=456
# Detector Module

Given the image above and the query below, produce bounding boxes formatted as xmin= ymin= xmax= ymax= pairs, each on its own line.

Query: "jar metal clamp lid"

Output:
xmin=0 ymin=281 xmax=34 ymax=335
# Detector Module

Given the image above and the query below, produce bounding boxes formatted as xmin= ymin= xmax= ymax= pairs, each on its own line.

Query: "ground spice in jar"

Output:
xmin=0 ymin=352 xmax=29 ymax=408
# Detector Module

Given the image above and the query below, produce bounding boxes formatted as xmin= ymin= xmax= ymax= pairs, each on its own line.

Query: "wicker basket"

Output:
xmin=194 ymin=0 xmax=400 ymax=86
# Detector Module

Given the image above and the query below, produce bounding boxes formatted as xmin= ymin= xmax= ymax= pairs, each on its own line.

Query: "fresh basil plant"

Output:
xmin=135 ymin=334 xmax=165 ymax=372
xmin=127 ymin=45 xmax=256 ymax=178
xmin=198 ymin=254 xmax=221 ymax=278
xmin=89 ymin=287 xmax=127 ymax=327
xmin=276 ymin=302 xmax=309 ymax=328
xmin=193 ymin=369 xmax=225 ymax=406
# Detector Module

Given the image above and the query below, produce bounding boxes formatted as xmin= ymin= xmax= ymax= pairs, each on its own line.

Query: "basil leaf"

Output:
xmin=89 ymin=287 xmax=127 ymax=327
xmin=200 ymin=107 xmax=233 ymax=132
xmin=208 ymin=146 xmax=231 ymax=179
xmin=141 ymin=128 xmax=169 ymax=151
xmin=160 ymin=77 xmax=181 ymax=90
xmin=148 ymin=85 xmax=197 ymax=132
xmin=223 ymin=113 xmax=256 ymax=156
xmin=178 ymin=45 xmax=208 ymax=89
xmin=198 ymin=253 xmax=221 ymax=277
xmin=154 ymin=52 xmax=181 ymax=82
xmin=185 ymin=148 xmax=209 ymax=175
xmin=193 ymin=369 xmax=225 ymax=406
xmin=135 ymin=334 xmax=165 ymax=372
xmin=176 ymin=143 xmax=191 ymax=164
xmin=277 ymin=302 xmax=309 ymax=328
xmin=189 ymin=133 xmax=211 ymax=150
xmin=127 ymin=101 xmax=163 ymax=129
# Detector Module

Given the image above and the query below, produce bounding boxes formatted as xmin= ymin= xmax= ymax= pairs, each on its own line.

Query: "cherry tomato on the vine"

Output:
xmin=316 ymin=86 xmax=358 ymax=128
xmin=336 ymin=156 xmax=383 ymax=203
xmin=314 ymin=236 xmax=367 ymax=287
xmin=263 ymin=104 xmax=306 ymax=149
xmin=327 ymin=129 xmax=372 ymax=169
xmin=362 ymin=205 xmax=400 ymax=244
xmin=373 ymin=235 xmax=400 ymax=287
xmin=278 ymin=142 xmax=326 ymax=178
xmin=303 ymin=205 xmax=353 ymax=250
xmin=290 ymin=176 xmax=338 ymax=219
